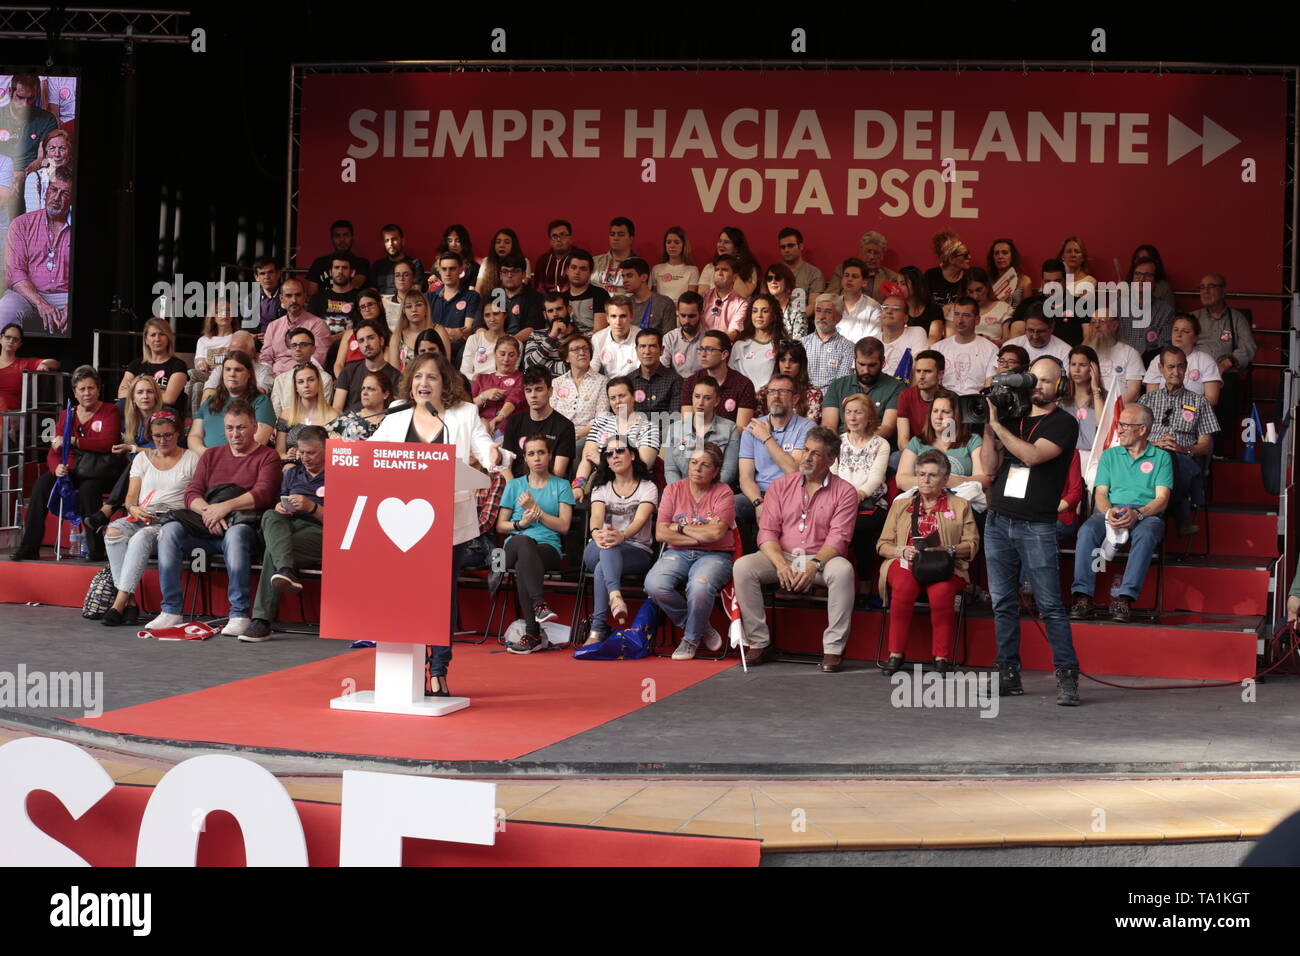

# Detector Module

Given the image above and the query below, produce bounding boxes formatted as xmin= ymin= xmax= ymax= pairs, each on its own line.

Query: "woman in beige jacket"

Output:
xmin=876 ymin=449 xmax=979 ymax=675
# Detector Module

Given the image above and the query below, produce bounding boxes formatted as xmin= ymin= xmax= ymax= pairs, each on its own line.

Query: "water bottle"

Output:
xmin=69 ymin=520 xmax=85 ymax=558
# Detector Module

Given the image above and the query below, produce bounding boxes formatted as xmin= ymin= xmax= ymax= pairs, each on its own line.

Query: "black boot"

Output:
xmin=997 ymin=661 xmax=1023 ymax=696
xmin=1055 ymin=667 xmax=1081 ymax=706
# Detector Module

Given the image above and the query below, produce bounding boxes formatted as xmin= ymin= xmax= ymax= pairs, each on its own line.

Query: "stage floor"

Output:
xmin=4 ymin=605 xmax=1300 ymax=775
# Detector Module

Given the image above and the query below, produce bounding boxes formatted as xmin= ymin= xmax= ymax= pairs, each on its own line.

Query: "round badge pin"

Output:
xmin=1139 ymin=461 xmax=1154 ymax=474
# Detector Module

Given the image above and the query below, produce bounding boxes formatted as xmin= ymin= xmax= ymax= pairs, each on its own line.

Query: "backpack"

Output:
xmin=81 ymin=567 xmax=116 ymax=620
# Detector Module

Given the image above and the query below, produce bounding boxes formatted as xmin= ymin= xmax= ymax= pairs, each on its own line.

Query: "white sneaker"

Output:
xmin=221 ymin=617 xmax=251 ymax=637
xmin=703 ymin=626 xmax=723 ymax=653
xmin=672 ymin=639 xmax=698 ymax=661
xmin=145 ymin=612 xmax=184 ymax=630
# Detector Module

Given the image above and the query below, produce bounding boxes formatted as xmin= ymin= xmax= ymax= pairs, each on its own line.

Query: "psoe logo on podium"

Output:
xmin=322 ymin=440 xmax=455 ymax=646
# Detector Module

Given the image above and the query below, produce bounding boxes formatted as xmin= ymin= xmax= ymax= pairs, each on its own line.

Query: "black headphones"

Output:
xmin=1036 ymin=355 xmax=1070 ymax=401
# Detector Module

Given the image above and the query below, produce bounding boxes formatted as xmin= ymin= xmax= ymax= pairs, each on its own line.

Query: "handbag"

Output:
xmin=81 ymin=567 xmax=116 ymax=619
xmin=72 ymin=449 xmax=126 ymax=483
xmin=909 ymin=497 xmax=955 ymax=586
xmin=159 ymin=483 xmax=262 ymax=538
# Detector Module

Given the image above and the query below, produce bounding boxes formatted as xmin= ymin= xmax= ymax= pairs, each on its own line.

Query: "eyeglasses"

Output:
xmin=766 ymin=387 xmax=795 ymax=395
xmin=1116 ymin=421 xmax=1146 ymax=430
xmin=1198 ymin=283 xmax=1224 ymax=291
xmin=0 ymin=334 xmax=21 ymax=343
xmin=499 ymin=267 xmax=523 ymax=275
xmin=697 ymin=346 xmax=726 ymax=354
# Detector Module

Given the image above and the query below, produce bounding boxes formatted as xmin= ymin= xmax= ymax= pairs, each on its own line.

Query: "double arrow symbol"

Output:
xmin=1167 ymin=115 xmax=1240 ymax=166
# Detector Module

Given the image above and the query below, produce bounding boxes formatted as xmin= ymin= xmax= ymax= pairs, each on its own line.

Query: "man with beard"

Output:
xmin=0 ymin=74 xmax=57 ymax=215
xmin=679 ymin=330 xmax=756 ymax=429
xmin=331 ymin=319 xmax=399 ymax=413
xmin=662 ymin=291 xmax=707 ymax=379
xmin=260 ymin=278 xmax=330 ymax=374
xmin=369 ymin=224 xmax=423 ymax=296
xmin=800 ymin=294 xmax=856 ymax=390
xmin=0 ymin=165 xmax=71 ymax=333
xmin=735 ymin=372 xmax=813 ymax=553
xmin=1082 ymin=307 xmax=1143 ymax=403
xmin=820 ymin=337 xmax=901 ymax=445
xmin=307 ymin=255 xmax=361 ymax=349
xmin=305 ymin=219 xmax=368 ymax=297
xmin=982 ymin=356 xmax=1082 ymax=706
xmin=522 ymin=295 xmax=574 ymax=377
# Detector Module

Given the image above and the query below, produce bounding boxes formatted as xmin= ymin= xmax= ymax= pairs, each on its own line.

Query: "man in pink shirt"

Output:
xmin=732 ymin=426 xmax=859 ymax=671
xmin=1 ymin=165 xmax=71 ymax=333
xmin=701 ymin=255 xmax=750 ymax=340
xmin=260 ymin=278 xmax=330 ymax=374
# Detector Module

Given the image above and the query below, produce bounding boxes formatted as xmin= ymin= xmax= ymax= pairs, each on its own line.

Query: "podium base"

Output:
xmin=329 ymin=691 xmax=471 ymax=717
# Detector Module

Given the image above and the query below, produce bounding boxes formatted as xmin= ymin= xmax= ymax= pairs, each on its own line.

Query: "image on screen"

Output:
xmin=0 ymin=71 xmax=77 ymax=339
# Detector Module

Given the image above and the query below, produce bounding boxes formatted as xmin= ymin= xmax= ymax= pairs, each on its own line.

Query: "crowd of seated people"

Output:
xmin=4 ymin=218 xmax=1262 ymax=705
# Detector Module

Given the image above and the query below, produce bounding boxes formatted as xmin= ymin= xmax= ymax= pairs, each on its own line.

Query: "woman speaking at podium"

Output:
xmin=371 ymin=352 xmax=513 ymax=696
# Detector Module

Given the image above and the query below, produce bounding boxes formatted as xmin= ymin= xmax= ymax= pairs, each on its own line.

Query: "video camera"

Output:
xmin=957 ymin=369 xmax=1037 ymax=424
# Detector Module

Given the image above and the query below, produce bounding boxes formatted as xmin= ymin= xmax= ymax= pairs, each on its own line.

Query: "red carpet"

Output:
xmin=30 ymin=785 xmax=760 ymax=867
xmin=74 ymin=644 xmax=734 ymax=761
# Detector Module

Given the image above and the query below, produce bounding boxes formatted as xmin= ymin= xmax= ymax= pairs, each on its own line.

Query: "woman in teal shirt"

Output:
xmin=496 ymin=434 xmax=574 ymax=654
xmin=187 ymin=351 xmax=276 ymax=451
xmin=896 ymin=389 xmax=990 ymax=491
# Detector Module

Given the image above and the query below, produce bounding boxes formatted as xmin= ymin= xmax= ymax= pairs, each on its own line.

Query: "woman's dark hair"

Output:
xmin=413 ymin=327 xmax=444 ymax=355
xmin=606 ymin=375 xmax=636 ymax=398
xmin=898 ymin=265 xmax=933 ymax=308
xmin=362 ymin=370 xmax=393 ymax=402
xmin=764 ymin=262 xmax=796 ymax=296
xmin=521 ymin=433 xmax=554 ymax=458
xmin=209 ymin=349 xmax=260 ymax=415
xmin=998 ymin=344 xmax=1031 ymax=368
xmin=438 ymin=224 xmax=474 ymax=264
xmin=590 ymin=437 xmax=654 ymax=490
xmin=738 ymin=293 xmax=782 ymax=342
xmin=1128 ymin=244 xmax=1167 ymax=282
xmin=1065 ymin=345 xmax=1102 ymax=405
xmin=921 ymin=388 xmax=971 ymax=448
xmin=986 ymin=238 xmax=1024 ymax=279
xmin=773 ymin=340 xmax=812 ymax=416
xmin=915 ymin=447 xmax=953 ymax=479
xmin=356 ymin=288 xmax=385 ymax=320
xmin=1 ymin=321 xmax=22 ymax=341
xmin=716 ymin=225 xmax=758 ymax=285
xmin=480 ymin=227 xmax=522 ymax=289
xmin=962 ymin=267 xmax=993 ymax=299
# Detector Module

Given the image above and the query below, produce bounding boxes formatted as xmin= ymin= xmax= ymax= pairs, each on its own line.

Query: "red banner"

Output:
xmin=320 ymin=439 xmax=454 ymax=644
xmin=296 ymin=69 xmax=1287 ymax=294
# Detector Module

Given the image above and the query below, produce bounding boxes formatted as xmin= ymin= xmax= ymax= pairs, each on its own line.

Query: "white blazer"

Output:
xmin=370 ymin=402 xmax=515 ymax=545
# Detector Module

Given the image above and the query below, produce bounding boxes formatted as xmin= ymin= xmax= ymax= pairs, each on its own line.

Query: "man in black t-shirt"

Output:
xmin=983 ymin=355 xmax=1081 ymax=706
xmin=563 ymin=249 xmax=610 ymax=335
xmin=502 ymin=368 xmax=577 ymax=478
xmin=305 ymin=219 xmax=369 ymax=297
xmin=307 ymin=255 xmax=361 ymax=345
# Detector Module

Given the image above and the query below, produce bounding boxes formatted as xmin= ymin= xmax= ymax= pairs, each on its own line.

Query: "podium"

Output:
xmin=320 ymin=439 xmax=490 ymax=717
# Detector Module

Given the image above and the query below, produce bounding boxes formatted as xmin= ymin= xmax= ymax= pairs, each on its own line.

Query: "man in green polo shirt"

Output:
xmin=820 ymin=336 xmax=902 ymax=445
xmin=1069 ymin=404 xmax=1172 ymax=622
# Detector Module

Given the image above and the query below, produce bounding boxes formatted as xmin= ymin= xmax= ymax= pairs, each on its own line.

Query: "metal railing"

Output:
xmin=0 ymin=370 xmax=67 ymax=533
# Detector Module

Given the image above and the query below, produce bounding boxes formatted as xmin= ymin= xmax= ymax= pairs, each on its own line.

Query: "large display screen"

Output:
xmin=0 ymin=72 xmax=77 ymax=339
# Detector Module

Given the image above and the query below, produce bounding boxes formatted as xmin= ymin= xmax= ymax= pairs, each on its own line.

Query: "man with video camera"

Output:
xmin=981 ymin=356 xmax=1082 ymax=706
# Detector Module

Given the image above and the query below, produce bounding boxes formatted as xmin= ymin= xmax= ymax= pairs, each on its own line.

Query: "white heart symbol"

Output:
xmin=376 ymin=497 xmax=434 ymax=553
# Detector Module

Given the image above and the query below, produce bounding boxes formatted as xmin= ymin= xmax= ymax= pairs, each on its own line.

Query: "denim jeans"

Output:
xmin=157 ymin=521 xmax=257 ymax=618
xmin=582 ymin=539 xmax=656 ymax=633
xmin=1071 ymin=509 xmax=1165 ymax=601
xmin=645 ymin=549 xmax=733 ymax=643
xmin=104 ymin=519 xmax=162 ymax=595
xmin=985 ymin=510 xmax=1078 ymax=669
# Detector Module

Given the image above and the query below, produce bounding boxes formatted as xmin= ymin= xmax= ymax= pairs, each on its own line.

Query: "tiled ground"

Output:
xmin=4 ymin=727 xmax=1295 ymax=854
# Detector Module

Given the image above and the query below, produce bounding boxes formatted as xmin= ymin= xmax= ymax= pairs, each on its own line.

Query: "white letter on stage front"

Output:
xmin=339 ymin=771 xmax=496 ymax=866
